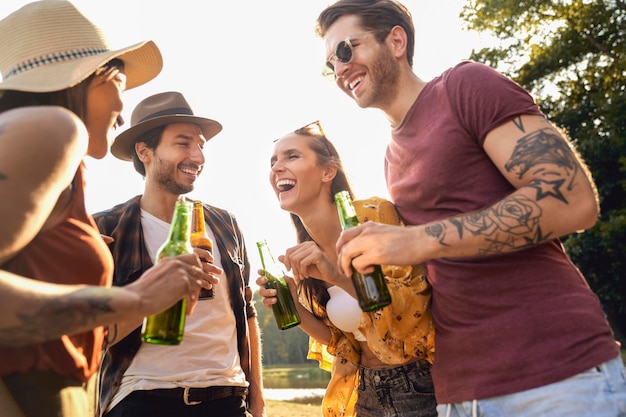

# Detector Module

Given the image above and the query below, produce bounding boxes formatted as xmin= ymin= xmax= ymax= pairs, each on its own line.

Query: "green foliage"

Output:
xmin=461 ymin=0 xmax=626 ymax=341
xmin=254 ymin=291 xmax=311 ymax=365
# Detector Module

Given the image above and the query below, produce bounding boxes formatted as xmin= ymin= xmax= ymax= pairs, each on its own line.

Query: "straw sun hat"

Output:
xmin=111 ymin=91 xmax=223 ymax=161
xmin=0 ymin=0 xmax=163 ymax=92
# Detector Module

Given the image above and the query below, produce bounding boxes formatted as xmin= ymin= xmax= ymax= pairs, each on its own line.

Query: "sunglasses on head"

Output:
xmin=298 ymin=120 xmax=334 ymax=156
xmin=322 ymin=31 xmax=380 ymax=80
xmin=274 ymin=120 xmax=332 ymax=156
xmin=274 ymin=120 xmax=326 ymax=143
xmin=296 ymin=120 xmax=326 ymax=137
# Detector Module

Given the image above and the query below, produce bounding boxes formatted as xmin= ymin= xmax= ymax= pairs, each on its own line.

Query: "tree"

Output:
xmin=461 ymin=0 xmax=626 ymax=342
xmin=254 ymin=291 xmax=310 ymax=365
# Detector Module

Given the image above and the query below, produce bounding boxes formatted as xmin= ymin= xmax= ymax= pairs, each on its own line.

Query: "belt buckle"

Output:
xmin=183 ymin=387 xmax=202 ymax=406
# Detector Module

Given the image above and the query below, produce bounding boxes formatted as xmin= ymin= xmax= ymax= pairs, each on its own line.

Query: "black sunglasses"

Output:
xmin=322 ymin=31 xmax=378 ymax=80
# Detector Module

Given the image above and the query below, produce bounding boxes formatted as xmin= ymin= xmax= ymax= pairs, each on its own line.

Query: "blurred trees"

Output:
xmin=254 ymin=291 xmax=311 ymax=365
xmin=461 ymin=0 xmax=625 ymax=342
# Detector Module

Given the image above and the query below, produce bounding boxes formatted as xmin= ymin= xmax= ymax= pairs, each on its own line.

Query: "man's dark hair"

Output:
xmin=131 ymin=125 xmax=166 ymax=176
xmin=315 ymin=0 xmax=415 ymax=67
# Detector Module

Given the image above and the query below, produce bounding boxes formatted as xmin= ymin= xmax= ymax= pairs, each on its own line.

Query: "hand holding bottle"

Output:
xmin=334 ymin=191 xmax=391 ymax=312
xmin=141 ymin=199 xmax=214 ymax=345
xmin=336 ymin=221 xmax=424 ymax=275
xmin=101 ymin=227 xmax=219 ymax=315
xmin=257 ymin=240 xmax=301 ymax=330
xmin=255 ymin=269 xmax=298 ymax=308
xmin=125 ymin=252 xmax=218 ymax=316
xmin=190 ymin=200 xmax=216 ymax=299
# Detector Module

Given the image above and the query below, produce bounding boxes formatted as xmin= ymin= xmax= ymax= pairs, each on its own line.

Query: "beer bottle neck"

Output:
xmin=168 ymin=201 xmax=192 ymax=243
xmin=192 ymin=203 xmax=207 ymax=235
xmin=334 ymin=190 xmax=360 ymax=230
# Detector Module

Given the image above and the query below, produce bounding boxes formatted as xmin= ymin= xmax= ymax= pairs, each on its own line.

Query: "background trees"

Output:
xmin=254 ymin=292 xmax=310 ymax=365
xmin=461 ymin=0 xmax=626 ymax=342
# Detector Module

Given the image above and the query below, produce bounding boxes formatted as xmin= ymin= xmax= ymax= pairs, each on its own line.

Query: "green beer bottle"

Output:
xmin=142 ymin=198 xmax=194 ymax=345
xmin=257 ymin=240 xmax=301 ymax=330
xmin=334 ymin=190 xmax=392 ymax=312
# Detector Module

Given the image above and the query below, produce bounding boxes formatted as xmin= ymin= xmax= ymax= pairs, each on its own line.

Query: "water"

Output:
xmin=262 ymin=365 xmax=329 ymax=402
xmin=264 ymin=388 xmax=326 ymax=402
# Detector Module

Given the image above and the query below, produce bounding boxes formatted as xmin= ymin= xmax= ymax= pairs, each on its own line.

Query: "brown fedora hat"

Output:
xmin=0 ymin=0 xmax=162 ymax=92
xmin=112 ymin=91 xmax=223 ymax=161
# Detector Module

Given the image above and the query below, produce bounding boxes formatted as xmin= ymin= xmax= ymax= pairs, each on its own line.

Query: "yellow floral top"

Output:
xmin=306 ymin=197 xmax=435 ymax=417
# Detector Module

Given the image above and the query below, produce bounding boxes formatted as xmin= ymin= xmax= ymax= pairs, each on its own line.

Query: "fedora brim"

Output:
xmin=0 ymin=40 xmax=162 ymax=93
xmin=111 ymin=115 xmax=223 ymax=161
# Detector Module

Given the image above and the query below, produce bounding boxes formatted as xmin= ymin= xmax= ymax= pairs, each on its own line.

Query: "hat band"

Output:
xmin=4 ymin=46 xmax=110 ymax=79
xmin=137 ymin=107 xmax=194 ymax=123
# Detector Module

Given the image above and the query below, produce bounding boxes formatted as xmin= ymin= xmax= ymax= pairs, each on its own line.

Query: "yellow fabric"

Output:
xmin=308 ymin=340 xmax=358 ymax=417
xmin=307 ymin=197 xmax=435 ymax=417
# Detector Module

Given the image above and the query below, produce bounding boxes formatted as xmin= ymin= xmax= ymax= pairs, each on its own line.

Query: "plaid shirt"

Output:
xmin=92 ymin=195 xmax=255 ymax=416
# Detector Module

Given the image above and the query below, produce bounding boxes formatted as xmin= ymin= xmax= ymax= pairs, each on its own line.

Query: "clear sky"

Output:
xmin=2 ymin=0 xmax=487 ymax=286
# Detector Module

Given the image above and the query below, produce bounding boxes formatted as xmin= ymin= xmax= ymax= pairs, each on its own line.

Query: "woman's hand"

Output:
xmin=255 ymin=268 xmax=298 ymax=308
xmin=279 ymin=241 xmax=346 ymax=287
xmin=126 ymin=252 xmax=220 ymax=316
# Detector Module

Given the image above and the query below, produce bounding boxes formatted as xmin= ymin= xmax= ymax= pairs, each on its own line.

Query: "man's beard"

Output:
xmin=358 ymin=45 xmax=400 ymax=109
xmin=153 ymin=157 xmax=195 ymax=195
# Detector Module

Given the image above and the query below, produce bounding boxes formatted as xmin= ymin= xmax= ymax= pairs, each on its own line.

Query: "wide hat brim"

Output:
xmin=0 ymin=40 xmax=162 ymax=92
xmin=111 ymin=115 xmax=223 ymax=161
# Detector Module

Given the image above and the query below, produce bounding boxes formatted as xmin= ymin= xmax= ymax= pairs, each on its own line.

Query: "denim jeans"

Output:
xmin=437 ymin=355 xmax=626 ymax=417
xmin=356 ymin=359 xmax=437 ymax=417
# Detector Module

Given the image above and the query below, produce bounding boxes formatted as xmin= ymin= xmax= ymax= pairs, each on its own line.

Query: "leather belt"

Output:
xmin=146 ymin=386 xmax=248 ymax=405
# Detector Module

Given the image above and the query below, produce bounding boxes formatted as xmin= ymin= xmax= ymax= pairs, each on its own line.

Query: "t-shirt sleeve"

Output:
xmin=445 ymin=61 xmax=545 ymax=146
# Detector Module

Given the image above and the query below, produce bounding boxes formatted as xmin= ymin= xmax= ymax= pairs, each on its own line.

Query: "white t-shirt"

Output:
xmin=107 ymin=208 xmax=247 ymax=412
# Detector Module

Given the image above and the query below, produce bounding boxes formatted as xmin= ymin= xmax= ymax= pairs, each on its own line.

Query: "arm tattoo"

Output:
xmin=512 ymin=116 xmax=525 ymax=132
xmin=463 ymin=194 xmax=550 ymax=254
xmin=425 ymin=222 xmax=450 ymax=246
xmin=439 ymin=195 xmax=551 ymax=255
xmin=429 ymin=124 xmax=576 ymax=255
xmin=504 ymin=128 xmax=579 ymax=204
xmin=0 ymin=288 xmax=115 ymax=347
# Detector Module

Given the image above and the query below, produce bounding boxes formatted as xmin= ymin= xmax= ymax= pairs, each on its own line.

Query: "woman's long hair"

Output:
xmin=289 ymin=123 xmax=354 ymax=318
xmin=0 ymin=59 xmax=124 ymax=119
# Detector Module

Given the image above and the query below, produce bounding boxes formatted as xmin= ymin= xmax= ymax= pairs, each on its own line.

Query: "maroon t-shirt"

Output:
xmin=0 ymin=163 xmax=114 ymax=382
xmin=386 ymin=61 xmax=619 ymax=403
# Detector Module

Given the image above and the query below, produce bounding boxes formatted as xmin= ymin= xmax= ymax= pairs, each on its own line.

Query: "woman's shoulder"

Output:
xmin=2 ymin=105 xmax=84 ymax=135
xmin=0 ymin=106 xmax=88 ymax=263
xmin=1 ymin=106 xmax=87 ymax=153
